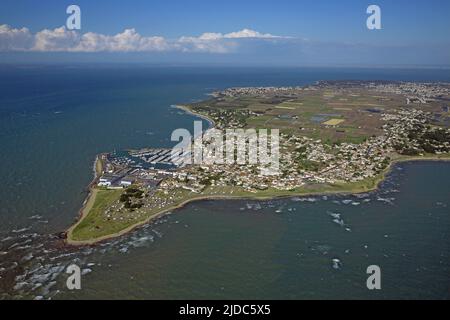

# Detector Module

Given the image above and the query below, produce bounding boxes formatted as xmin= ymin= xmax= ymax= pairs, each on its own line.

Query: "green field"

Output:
xmin=68 ymin=83 xmax=450 ymax=244
xmin=70 ymin=188 xmax=124 ymax=241
xmin=187 ymin=87 xmax=413 ymax=143
xmin=68 ymin=173 xmax=386 ymax=243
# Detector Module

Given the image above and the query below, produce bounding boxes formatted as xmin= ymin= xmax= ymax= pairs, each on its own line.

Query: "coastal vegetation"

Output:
xmin=69 ymin=188 xmax=123 ymax=241
xmin=67 ymin=152 xmax=450 ymax=244
xmin=66 ymin=81 xmax=450 ymax=245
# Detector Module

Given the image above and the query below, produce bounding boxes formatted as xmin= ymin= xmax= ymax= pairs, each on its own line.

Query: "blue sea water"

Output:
xmin=0 ymin=65 xmax=449 ymax=299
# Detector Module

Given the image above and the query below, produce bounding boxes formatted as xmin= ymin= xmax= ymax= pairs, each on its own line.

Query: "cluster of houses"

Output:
xmin=213 ymin=86 xmax=305 ymax=98
xmin=154 ymin=108 xmax=448 ymax=193
xmin=94 ymin=82 xmax=449 ymax=221
xmin=93 ymin=104 xmax=449 ymax=225
xmin=368 ymin=82 xmax=450 ymax=105
xmin=98 ymin=82 xmax=450 ymax=200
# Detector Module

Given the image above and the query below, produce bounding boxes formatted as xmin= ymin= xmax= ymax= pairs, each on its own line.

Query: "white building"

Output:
xmin=98 ymin=175 xmax=119 ymax=187
xmin=120 ymin=177 xmax=134 ymax=187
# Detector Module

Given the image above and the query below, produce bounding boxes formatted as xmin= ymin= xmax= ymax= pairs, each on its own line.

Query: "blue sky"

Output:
xmin=1 ymin=0 xmax=449 ymax=66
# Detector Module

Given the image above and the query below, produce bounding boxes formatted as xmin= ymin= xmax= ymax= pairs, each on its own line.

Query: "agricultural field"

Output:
xmin=187 ymin=82 xmax=449 ymax=144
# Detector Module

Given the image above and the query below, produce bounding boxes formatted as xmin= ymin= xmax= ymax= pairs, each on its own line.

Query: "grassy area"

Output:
xmin=67 ymin=186 xmax=198 ymax=244
xmin=69 ymin=188 xmax=123 ymax=241
xmin=188 ymin=88 xmax=393 ymax=144
xmin=95 ymin=156 xmax=104 ymax=176
xmin=68 ymin=86 xmax=450 ymax=244
xmin=67 ymin=152 xmax=450 ymax=244
xmin=73 ymin=175 xmax=383 ymax=242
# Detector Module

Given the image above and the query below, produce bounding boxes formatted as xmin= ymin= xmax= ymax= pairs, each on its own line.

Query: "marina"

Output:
xmin=97 ymin=149 xmax=183 ymax=190
xmin=1 ymin=65 xmax=449 ymax=300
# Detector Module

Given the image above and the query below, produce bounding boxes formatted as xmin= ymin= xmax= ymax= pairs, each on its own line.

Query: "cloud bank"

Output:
xmin=0 ymin=25 xmax=286 ymax=53
xmin=2 ymin=24 xmax=448 ymax=66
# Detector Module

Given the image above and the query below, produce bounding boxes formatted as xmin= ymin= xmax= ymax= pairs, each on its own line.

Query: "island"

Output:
xmin=66 ymin=81 xmax=450 ymax=245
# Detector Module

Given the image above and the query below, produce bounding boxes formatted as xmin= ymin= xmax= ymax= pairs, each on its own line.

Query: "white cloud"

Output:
xmin=178 ymin=35 xmax=237 ymax=53
xmin=0 ymin=25 xmax=34 ymax=51
xmin=223 ymin=28 xmax=281 ymax=39
xmin=33 ymin=26 xmax=80 ymax=51
xmin=192 ymin=28 xmax=282 ymax=41
xmin=0 ymin=25 xmax=289 ymax=53
xmin=74 ymin=29 xmax=171 ymax=52
xmin=176 ymin=28 xmax=289 ymax=53
xmin=197 ymin=32 xmax=223 ymax=41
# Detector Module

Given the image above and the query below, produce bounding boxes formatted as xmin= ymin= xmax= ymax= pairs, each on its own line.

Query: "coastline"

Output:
xmin=66 ymin=102 xmax=450 ymax=246
xmin=66 ymin=104 xmax=216 ymax=246
xmin=65 ymin=154 xmax=104 ymax=244
xmin=65 ymin=153 xmax=450 ymax=246
xmin=173 ymin=104 xmax=216 ymax=129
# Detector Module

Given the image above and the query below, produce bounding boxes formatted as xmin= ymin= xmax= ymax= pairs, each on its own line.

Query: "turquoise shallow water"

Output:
xmin=0 ymin=66 xmax=449 ymax=299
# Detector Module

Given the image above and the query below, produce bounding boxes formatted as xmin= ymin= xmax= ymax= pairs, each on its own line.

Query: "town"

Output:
xmin=67 ymin=81 xmax=450 ymax=243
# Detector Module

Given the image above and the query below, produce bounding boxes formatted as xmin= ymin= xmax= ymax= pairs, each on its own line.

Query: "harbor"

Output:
xmin=96 ymin=149 xmax=182 ymax=190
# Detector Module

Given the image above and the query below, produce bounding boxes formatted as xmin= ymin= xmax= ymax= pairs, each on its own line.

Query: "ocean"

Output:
xmin=0 ymin=65 xmax=449 ymax=299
